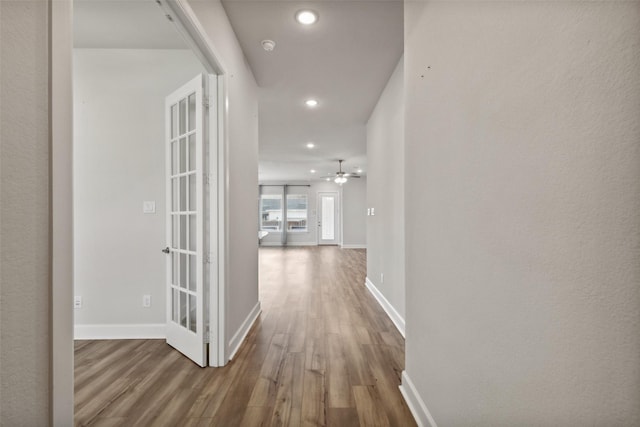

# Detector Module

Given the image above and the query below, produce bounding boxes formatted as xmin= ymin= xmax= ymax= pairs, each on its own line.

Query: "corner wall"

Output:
xmin=366 ymin=57 xmax=405 ymax=330
xmin=403 ymin=2 xmax=640 ymax=425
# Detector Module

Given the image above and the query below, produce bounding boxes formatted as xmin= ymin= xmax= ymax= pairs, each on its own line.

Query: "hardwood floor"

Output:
xmin=74 ymin=246 xmax=416 ymax=426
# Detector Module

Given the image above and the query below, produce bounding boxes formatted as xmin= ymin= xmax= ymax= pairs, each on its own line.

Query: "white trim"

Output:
xmin=341 ymin=244 xmax=367 ymax=249
xmin=51 ymin=0 xmax=74 ymax=424
xmin=74 ymin=324 xmax=166 ymax=340
xmin=399 ymin=371 xmax=438 ymax=427
xmin=160 ymin=0 xmax=226 ymax=75
xmin=365 ymin=277 xmax=405 ymax=337
xmin=227 ymin=301 xmax=261 ymax=361
xmin=260 ymin=241 xmax=317 ymax=247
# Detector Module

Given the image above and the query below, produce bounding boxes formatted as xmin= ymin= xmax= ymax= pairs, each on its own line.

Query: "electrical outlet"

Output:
xmin=143 ymin=294 xmax=152 ymax=308
xmin=380 ymin=273 xmax=384 ymax=284
xmin=74 ymin=296 xmax=82 ymax=309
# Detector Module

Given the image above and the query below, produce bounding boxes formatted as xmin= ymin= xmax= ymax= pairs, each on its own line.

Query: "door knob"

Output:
xmin=162 ymin=247 xmax=170 ymax=254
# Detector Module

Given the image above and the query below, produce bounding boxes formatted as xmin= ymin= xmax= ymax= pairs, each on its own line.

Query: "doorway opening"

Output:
xmin=72 ymin=0 xmax=226 ymax=368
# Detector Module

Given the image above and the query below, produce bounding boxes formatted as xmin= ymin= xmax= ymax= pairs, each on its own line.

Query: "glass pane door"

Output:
xmin=318 ymin=192 xmax=339 ymax=245
xmin=165 ymin=75 xmax=206 ymax=367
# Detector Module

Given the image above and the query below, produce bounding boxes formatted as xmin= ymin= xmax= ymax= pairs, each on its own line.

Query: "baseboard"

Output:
xmin=341 ymin=244 xmax=367 ymax=249
xmin=74 ymin=323 xmax=165 ymax=340
xmin=365 ymin=277 xmax=405 ymax=337
xmin=227 ymin=301 xmax=261 ymax=361
xmin=399 ymin=371 xmax=438 ymax=427
xmin=260 ymin=242 xmax=317 ymax=247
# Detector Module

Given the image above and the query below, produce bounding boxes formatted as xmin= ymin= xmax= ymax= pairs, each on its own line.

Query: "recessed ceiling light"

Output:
xmin=306 ymin=142 xmax=315 ymax=149
xmin=310 ymin=169 xmax=316 ymax=173
xmin=305 ymin=99 xmax=318 ymax=107
xmin=357 ymin=169 xmax=363 ymax=173
xmin=295 ymin=10 xmax=318 ymax=25
xmin=326 ymin=177 xmax=331 ymax=181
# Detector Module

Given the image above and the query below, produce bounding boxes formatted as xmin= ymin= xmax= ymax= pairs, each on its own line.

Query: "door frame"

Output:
xmin=317 ymin=191 xmax=341 ymax=245
xmin=158 ymin=0 xmax=229 ymax=370
xmin=51 ymin=0 xmax=230 ymax=422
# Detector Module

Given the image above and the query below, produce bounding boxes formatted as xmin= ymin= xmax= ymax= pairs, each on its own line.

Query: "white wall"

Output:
xmin=187 ymin=0 xmax=260 ymax=358
xmin=342 ymin=177 xmax=367 ymax=248
xmin=258 ymin=180 xmax=366 ymax=247
xmin=74 ymin=49 xmax=204 ymax=332
xmin=403 ymin=2 xmax=640 ymax=425
xmin=0 ymin=1 xmax=51 ymax=424
xmin=366 ymin=58 xmax=405 ymax=324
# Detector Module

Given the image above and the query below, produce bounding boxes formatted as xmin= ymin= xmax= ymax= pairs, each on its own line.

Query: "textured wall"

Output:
xmin=366 ymin=58 xmax=405 ymax=319
xmin=0 ymin=1 xmax=51 ymax=424
xmin=404 ymin=2 xmax=640 ymax=425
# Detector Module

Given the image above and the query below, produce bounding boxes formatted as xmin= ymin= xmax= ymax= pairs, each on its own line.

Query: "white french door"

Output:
xmin=165 ymin=74 xmax=207 ymax=367
xmin=317 ymin=192 xmax=340 ymax=245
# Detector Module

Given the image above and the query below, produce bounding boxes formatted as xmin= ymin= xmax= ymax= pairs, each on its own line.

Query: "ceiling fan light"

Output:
xmin=334 ymin=176 xmax=347 ymax=185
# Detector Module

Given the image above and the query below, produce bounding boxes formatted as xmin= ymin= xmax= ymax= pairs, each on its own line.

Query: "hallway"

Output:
xmin=74 ymin=247 xmax=416 ymax=426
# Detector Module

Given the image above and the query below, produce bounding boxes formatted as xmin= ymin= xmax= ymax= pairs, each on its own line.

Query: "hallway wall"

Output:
xmin=366 ymin=57 xmax=405 ymax=329
xmin=188 ymin=0 xmax=260 ymax=359
xmin=0 ymin=1 xmax=52 ymax=424
xmin=403 ymin=2 xmax=640 ymax=425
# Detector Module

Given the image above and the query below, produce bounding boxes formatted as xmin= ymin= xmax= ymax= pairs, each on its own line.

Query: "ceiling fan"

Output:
xmin=331 ymin=159 xmax=360 ymax=185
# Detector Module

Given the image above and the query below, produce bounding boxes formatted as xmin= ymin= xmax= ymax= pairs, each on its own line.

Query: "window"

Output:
xmin=260 ymin=195 xmax=282 ymax=231
xmin=286 ymin=194 xmax=308 ymax=232
xmin=259 ymin=193 xmax=308 ymax=232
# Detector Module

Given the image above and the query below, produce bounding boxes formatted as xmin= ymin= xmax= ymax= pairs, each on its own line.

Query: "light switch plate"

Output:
xmin=143 ymin=201 xmax=156 ymax=214
xmin=367 ymin=208 xmax=371 ymax=216
xmin=371 ymin=207 xmax=375 ymax=216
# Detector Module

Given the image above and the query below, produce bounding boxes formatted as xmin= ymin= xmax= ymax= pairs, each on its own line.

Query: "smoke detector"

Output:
xmin=261 ymin=40 xmax=276 ymax=51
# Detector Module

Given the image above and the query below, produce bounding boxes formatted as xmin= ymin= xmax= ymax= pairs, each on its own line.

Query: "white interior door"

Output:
xmin=165 ymin=74 xmax=207 ymax=367
xmin=317 ymin=192 xmax=340 ymax=245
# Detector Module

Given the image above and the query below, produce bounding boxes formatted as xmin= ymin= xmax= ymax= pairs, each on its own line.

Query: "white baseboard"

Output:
xmin=365 ymin=277 xmax=405 ymax=337
xmin=399 ymin=371 xmax=438 ymax=427
xmin=341 ymin=244 xmax=367 ymax=249
xmin=260 ymin=241 xmax=317 ymax=247
xmin=227 ymin=301 xmax=261 ymax=361
xmin=74 ymin=323 xmax=165 ymax=340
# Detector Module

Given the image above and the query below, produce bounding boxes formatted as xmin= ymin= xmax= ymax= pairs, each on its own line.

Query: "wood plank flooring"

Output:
xmin=74 ymin=246 xmax=416 ymax=427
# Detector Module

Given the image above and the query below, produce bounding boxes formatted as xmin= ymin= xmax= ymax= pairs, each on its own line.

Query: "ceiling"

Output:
xmin=74 ymin=0 xmax=404 ymax=183
xmin=74 ymin=0 xmax=186 ymax=49
xmin=222 ymin=0 xmax=403 ymax=182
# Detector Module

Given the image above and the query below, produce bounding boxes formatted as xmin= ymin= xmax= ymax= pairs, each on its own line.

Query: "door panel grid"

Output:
xmin=165 ymin=74 xmax=207 ymax=367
